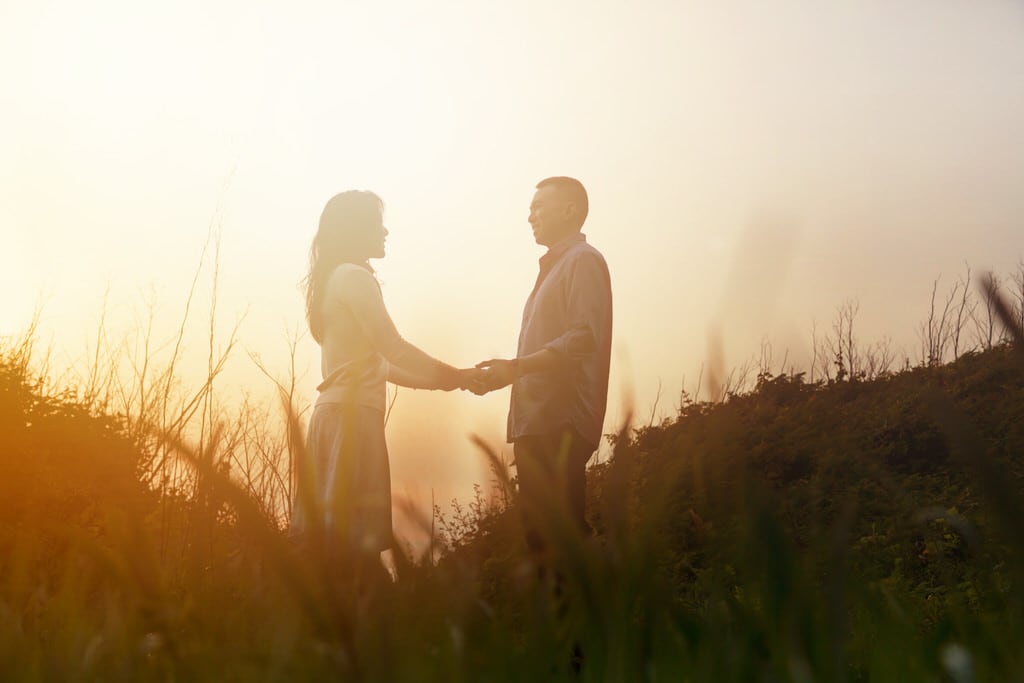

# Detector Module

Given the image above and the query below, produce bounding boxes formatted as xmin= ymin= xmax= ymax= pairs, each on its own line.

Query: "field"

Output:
xmin=1 ymin=278 xmax=1022 ymax=681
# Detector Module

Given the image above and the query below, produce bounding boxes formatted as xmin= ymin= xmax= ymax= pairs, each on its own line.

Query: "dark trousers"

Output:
xmin=513 ymin=427 xmax=595 ymax=553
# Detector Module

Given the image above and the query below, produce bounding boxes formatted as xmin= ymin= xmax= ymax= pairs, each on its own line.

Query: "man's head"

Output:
xmin=529 ymin=176 xmax=589 ymax=247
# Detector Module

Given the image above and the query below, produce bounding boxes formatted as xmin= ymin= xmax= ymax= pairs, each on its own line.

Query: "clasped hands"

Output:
xmin=454 ymin=359 xmax=518 ymax=396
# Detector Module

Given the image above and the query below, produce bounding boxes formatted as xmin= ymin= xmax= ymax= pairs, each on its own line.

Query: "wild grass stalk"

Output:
xmin=1 ymin=265 xmax=1023 ymax=680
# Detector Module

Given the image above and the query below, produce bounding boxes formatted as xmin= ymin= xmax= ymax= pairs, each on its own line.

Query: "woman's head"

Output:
xmin=305 ymin=190 xmax=387 ymax=342
xmin=316 ymin=190 xmax=388 ymax=263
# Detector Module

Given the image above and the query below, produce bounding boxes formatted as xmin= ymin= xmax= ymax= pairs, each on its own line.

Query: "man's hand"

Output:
xmin=474 ymin=358 xmax=519 ymax=392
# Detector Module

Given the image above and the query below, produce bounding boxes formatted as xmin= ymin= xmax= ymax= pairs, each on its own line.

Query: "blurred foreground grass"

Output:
xmin=1 ymin=290 xmax=1023 ymax=681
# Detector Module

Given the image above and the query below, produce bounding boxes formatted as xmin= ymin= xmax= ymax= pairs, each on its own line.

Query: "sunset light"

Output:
xmin=2 ymin=0 xmax=1024 ymax=677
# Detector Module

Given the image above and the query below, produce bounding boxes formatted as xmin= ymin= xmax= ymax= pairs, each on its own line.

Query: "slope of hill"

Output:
xmin=445 ymin=343 xmax=1024 ymax=680
xmin=2 ymin=332 xmax=1022 ymax=680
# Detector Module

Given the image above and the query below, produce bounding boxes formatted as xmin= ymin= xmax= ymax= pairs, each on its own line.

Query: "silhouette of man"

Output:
xmin=476 ymin=176 xmax=612 ymax=559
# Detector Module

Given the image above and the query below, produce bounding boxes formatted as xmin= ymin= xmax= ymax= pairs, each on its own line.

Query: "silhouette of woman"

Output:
xmin=291 ymin=190 xmax=471 ymax=564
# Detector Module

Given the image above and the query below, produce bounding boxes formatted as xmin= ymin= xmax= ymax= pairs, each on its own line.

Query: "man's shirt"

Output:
xmin=508 ymin=233 xmax=613 ymax=448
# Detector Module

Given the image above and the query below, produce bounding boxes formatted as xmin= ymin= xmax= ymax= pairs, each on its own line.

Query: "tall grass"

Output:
xmin=1 ymin=266 xmax=1023 ymax=681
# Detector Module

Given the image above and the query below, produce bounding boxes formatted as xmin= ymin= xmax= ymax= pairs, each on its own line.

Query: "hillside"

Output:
xmin=443 ymin=343 xmax=1024 ymax=680
xmin=1 ymin=334 xmax=1023 ymax=680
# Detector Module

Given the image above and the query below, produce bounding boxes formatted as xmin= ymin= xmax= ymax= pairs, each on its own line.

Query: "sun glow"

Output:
xmin=2 ymin=0 xmax=1023 ymax=527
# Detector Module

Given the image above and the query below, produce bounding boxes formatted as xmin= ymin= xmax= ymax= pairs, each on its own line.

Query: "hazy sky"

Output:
xmin=3 ymin=0 xmax=1023 ymax=515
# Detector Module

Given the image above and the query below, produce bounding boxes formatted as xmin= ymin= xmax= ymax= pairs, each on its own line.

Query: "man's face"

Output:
xmin=528 ymin=185 xmax=577 ymax=247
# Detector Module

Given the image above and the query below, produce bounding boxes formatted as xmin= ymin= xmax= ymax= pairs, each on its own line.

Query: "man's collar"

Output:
xmin=540 ymin=232 xmax=586 ymax=265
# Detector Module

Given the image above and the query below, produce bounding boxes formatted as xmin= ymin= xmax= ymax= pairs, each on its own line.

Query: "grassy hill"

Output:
xmin=1 ymin=329 xmax=1022 ymax=680
xmin=439 ymin=342 xmax=1024 ymax=681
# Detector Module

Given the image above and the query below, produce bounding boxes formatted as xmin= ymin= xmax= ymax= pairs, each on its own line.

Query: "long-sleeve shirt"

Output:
xmin=507 ymin=233 xmax=613 ymax=448
xmin=316 ymin=263 xmax=443 ymax=411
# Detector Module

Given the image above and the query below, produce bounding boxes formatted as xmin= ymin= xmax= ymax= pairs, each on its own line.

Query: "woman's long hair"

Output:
xmin=304 ymin=190 xmax=384 ymax=343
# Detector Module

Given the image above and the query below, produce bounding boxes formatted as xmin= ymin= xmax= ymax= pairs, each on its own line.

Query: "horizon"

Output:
xmin=3 ymin=0 xmax=1023 ymax=520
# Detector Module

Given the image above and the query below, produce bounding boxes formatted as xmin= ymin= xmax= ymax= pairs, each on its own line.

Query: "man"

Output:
xmin=476 ymin=176 xmax=613 ymax=557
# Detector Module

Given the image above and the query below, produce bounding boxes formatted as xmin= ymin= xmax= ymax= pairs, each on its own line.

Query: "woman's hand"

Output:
xmin=459 ymin=368 xmax=492 ymax=395
xmin=435 ymin=366 xmax=482 ymax=392
xmin=432 ymin=367 xmax=490 ymax=394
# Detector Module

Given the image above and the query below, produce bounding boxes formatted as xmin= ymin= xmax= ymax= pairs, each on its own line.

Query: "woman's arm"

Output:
xmin=387 ymin=365 xmax=440 ymax=390
xmin=389 ymin=364 xmax=485 ymax=391
xmin=336 ymin=267 xmax=461 ymax=388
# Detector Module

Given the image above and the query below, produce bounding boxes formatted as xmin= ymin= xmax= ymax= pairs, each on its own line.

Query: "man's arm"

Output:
xmin=475 ymin=251 xmax=612 ymax=392
xmin=474 ymin=349 xmax=560 ymax=391
xmin=542 ymin=250 xmax=612 ymax=360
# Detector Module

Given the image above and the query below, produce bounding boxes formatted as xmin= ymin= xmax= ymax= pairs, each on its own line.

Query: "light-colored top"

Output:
xmin=316 ymin=263 xmax=440 ymax=412
xmin=508 ymin=233 xmax=613 ymax=448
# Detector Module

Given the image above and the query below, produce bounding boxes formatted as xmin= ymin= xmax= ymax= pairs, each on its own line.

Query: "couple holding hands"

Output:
xmin=291 ymin=176 xmax=613 ymax=569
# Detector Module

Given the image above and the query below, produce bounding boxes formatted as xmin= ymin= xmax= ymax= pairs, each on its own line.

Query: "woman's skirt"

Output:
xmin=289 ymin=402 xmax=392 ymax=553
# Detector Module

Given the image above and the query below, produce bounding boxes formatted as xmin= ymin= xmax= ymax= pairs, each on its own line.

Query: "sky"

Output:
xmin=2 ymin=0 xmax=1023 ymax=524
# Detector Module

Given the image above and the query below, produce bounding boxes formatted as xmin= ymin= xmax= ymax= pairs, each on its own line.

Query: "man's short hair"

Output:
xmin=537 ymin=176 xmax=589 ymax=228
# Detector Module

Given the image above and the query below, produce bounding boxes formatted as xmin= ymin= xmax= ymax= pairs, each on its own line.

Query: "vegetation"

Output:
xmin=0 ymin=269 xmax=1022 ymax=681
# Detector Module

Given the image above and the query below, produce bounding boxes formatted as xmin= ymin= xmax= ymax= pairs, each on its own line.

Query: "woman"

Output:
xmin=291 ymin=190 xmax=471 ymax=560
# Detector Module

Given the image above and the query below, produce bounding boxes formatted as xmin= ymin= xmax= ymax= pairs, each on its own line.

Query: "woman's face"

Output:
xmin=366 ymin=211 xmax=388 ymax=260
xmin=343 ymin=208 xmax=388 ymax=262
